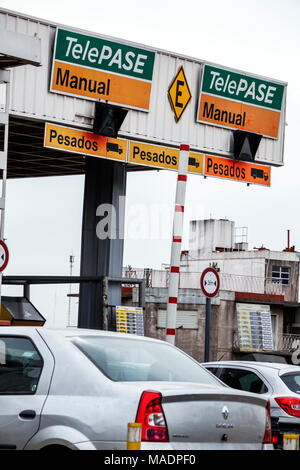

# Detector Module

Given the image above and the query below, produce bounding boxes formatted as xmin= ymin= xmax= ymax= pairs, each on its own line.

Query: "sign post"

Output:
xmin=0 ymin=239 xmax=9 ymax=305
xmin=165 ymin=144 xmax=190 ymax=345
xmin=0 ymin=240 xmax=9 ymax=273
xmin=200 ymin=267 xmax=220 ymax=361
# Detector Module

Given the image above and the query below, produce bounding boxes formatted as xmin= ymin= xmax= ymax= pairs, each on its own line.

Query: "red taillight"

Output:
xmin=275 ymin=397 xmax=300 ymax=418
xmin=263 ymin=400 xmax=272 ymax=444
xmin=136 ymin=391 xmax=169 ymax=442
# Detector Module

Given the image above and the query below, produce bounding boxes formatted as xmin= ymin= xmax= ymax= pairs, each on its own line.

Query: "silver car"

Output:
xmin=203 ymin=361 xmax=300 ymax=450
xmin=0 ymin=327 xmax=273 ymax=450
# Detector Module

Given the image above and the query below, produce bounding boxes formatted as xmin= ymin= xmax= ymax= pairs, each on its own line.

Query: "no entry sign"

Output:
xmin=201 ymin=266 xmax=220 ymax=362
xmin=200 ymin=267 xmax=220 ymax=298
xmin=0 ymin=240 xmax=9 ymax=272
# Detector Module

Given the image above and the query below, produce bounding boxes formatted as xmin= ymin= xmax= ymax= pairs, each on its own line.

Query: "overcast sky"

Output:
xmin=0 ymin=0 xmax=299 ymax=327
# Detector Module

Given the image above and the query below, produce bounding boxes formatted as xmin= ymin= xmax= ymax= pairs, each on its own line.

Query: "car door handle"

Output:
xmin=19 ymin=410 xmax=36 ymax=420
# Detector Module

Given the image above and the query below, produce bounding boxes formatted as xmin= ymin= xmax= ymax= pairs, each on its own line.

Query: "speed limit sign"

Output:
xmin=200 ymin=267 xmax=220 ymax=298
xmin=0 ymin=240 xmax=9 ymax=272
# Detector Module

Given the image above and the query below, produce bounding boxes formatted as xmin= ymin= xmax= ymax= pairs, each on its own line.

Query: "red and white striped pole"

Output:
xmin=165 ymin=143 xmax=190 ymax=344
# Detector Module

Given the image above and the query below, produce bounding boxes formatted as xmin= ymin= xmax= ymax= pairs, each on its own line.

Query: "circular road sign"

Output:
xmin=0 ymin=240 xmax=9 ymax=272
xmin=200 ymin=267 xmax=220 ymax=298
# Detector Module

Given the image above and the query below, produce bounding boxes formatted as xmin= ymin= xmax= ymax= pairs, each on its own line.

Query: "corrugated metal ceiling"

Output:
xmin=5 ymin=116 xmax=151 ymax=178
xmin=6 ymin=117 xmax=85 ymax=178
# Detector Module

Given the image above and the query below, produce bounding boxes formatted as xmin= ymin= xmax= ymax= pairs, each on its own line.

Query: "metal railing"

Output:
xmin=277 ymin=334 xmax=300 ymax=352
xmin=2 ymin=275 xmax=145 ymax=331
xmin=234 ymin=331 xmax=300 ymax=353
xmin=123 ymin=267 xmax=284 ymax=295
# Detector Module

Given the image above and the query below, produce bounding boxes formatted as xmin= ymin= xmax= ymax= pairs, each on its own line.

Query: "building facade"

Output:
xmin=124 ymin=219 xmax=300 ymax=363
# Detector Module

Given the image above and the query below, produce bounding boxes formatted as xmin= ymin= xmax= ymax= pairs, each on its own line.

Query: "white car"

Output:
xmin=203 ymin=360 xmax=300 ymax=450
xmin=0 ymin=327 xmax=273 ymax=450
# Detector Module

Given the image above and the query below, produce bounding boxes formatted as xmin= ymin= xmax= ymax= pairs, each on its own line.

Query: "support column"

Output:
xmin=78 ymin=157 xmax=126 ymax=329
xmin=165 ymin=144 xmax=189 ymax=344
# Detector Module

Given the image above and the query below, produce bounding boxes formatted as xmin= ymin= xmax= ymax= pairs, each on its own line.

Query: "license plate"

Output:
xmin=283 ymin=434 xmax=300 ymax=450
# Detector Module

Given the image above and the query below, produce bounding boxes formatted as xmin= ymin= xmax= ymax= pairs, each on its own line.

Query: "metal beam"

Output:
xmin=2 ymin=275 xmax=105 ymax=284
xmin=0 ymin=28 xmax=41 ymax=67
xmin=78 ymin=157 xmax=127 ymax=329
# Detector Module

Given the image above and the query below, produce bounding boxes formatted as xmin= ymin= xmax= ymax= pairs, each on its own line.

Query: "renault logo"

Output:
xmin=222 ymin=406 xmax=229 ymax=420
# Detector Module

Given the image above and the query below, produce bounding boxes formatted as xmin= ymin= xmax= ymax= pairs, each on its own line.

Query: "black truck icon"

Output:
xmin=188 ymin=157 xmax=199 ymax=168
xmin=251 ymin=168 xmax=268 ymax=182
xmin=106 ymin=142 xmax=123 ymax=155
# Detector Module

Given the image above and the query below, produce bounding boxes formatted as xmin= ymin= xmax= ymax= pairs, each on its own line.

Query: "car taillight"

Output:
xmin=136 ymin=391 xmax=169 ymax=442
xmin=272 ymin=433 xmax=279 ymax=446
xmin=263 ymin=400 xmax=272 ymax=444
xmin=275 ymin=397 xmax=300 ymax=418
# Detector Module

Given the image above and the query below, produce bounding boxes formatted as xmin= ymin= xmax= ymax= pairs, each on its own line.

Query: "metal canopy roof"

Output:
xmin=7 ymin=117 xmax=86 ymax=178
xmin=0 ymin=9 xmax=286 ymax=178
xmin=6 ymin=117 xmax=148 ymax=178
xmin=0 ymin=28 xmax=41 ymax=68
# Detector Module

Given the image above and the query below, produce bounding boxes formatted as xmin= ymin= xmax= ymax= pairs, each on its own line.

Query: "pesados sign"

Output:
xmin=44 ymin=124 xmax=271 ymax=186
xmin=128 ymin=141 xmax=203 ymax=175
xmin=50 ymin=28 xmax=156 ymax=111
xmin=44 ymin=124 xmax=203 ymax=175
xmin=44 ymin=123 xmax=127 ymax=162
xmin=197 ymin=64 xmax=285 ymax=138
xmin=204 ymin=154 xmax=271 ymax=186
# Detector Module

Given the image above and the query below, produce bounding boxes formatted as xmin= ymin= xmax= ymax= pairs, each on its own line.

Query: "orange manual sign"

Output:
xmin=198 ymin=64 xmax=284 ymax=138
xmin=50 ymin=28 xmax=156 ymax=111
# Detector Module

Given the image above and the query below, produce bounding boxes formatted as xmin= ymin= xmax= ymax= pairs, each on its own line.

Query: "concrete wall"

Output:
xmin=143 ymin=293 xmax=285 ymax=362
xmin=144 ymin=298 xmax=237 ymax=362
xmin=180 ymin=250 xmax=299 ymax=301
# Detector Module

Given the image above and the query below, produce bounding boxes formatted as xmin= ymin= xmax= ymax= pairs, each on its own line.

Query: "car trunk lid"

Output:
xmin=137 ymin=383 xmax=267 ymax=446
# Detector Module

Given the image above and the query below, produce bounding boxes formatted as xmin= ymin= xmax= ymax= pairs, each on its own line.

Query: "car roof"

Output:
xmin=203 ymin=360 xmax=300 ymax=373
xmin=48 ymin=327 xmax=159 ymax=341
xmin=0 ymin=325 xmax=167 ymax=345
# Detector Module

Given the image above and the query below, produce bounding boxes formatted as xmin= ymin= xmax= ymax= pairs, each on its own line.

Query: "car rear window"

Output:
xmin=71 ymin=335 xmax=222 ymax=385
xmin=217 ymin=367 xmax=268 ymax=394
xmin=280 ymin=372 xmax=300 ymax=394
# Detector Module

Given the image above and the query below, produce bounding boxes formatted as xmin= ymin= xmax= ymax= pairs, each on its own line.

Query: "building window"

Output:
xmin=157 ymin=310 xmax=198 ymax=329
xmin=272 ymin=266 xmax=290 ymax=285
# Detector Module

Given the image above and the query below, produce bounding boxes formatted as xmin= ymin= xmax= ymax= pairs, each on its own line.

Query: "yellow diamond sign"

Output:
xmin=168 ymin=66 xmax=192 ymax=123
